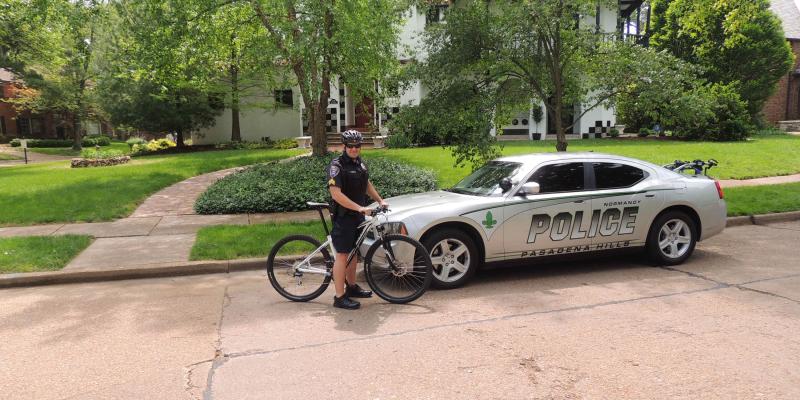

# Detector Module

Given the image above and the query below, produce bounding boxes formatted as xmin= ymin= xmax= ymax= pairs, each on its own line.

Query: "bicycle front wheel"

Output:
xmin=267 ymin=235 xmax=332 ymax=302
xmin=364 ymin=234 xmax=433 ymax=304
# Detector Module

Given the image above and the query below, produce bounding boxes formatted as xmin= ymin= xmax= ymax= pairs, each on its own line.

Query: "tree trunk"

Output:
xmin=231 ymin=67 xmax=241 ymax=142
xmin=230 ymin=36 xmax=241 ymax=142
xmin=72 ymin=114 xmax=82 ymax=151
xmin=176 ymin=128 xmax=185 ymax=148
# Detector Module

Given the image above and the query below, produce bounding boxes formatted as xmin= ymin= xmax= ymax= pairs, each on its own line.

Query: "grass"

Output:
xmin=0 ymin=153 xmax=20 ymax=160
xmin=724 ymin=183 xmax=800 ymax=217
xmin=366 ymin=135 xmax=800 ymax=187
xmin=190 ymin=222 xmax=326 ymax=260
xmin=0 ymin=235 xmax=92 ymax=273
xmin=0 ymin=148 xmax=304 ymax=226
xmin=27 ymin=142 xmax=131 ymax=157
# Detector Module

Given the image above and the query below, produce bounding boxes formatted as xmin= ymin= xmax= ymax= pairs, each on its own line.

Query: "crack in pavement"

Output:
xmin=660 ymin=266 xmax=800 ymax=305
xmin=220 ymin=284 xmax=728 ymax=362
xmin=200 ymin=285 xmax=231 ymax=400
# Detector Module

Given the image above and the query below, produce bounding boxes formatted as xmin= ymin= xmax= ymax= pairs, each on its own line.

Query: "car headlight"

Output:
xmin=384 ymin=222 xmax=408 ymax=235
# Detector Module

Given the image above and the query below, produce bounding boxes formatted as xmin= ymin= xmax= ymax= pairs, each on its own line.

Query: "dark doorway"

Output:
xmin=56 ymin=126 xmax=65 ymax=140
xmin=546 ymin=101 xmax=575 ymax=135
xmin=353 ymin=97 xmax=374 ymax=131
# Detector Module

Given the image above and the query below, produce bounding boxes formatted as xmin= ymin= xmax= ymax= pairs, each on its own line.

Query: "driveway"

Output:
xmin=1 ymin=221 xmax=798 ymax=399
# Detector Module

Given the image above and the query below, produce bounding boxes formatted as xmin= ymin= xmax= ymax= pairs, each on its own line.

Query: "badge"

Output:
xmin=328 ymin=178 xmax=336 ymax=186
xmin=329 ymin=165 xmax=339 ymax=177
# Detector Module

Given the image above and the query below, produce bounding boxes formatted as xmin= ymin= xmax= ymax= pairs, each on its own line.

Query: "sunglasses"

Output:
xmin=345 ymin=143 xmax=362 ymax=149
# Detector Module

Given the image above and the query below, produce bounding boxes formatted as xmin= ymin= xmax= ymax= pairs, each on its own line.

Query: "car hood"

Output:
xmin=382 ymin=190 xmax=495 ymax=216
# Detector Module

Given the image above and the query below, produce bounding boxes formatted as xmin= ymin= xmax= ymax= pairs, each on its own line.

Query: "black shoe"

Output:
xmin=345 ymin=283 xmax=373 ymax=298
xmin=333 ymin=295 xmax=360 ymax=310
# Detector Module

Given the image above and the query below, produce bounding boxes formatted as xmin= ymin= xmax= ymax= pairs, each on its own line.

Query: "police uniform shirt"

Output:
xmin=327 ymin=153 xmax=369 ymax=213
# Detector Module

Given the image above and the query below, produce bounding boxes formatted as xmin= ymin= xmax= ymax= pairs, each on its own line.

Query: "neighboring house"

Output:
xmin=194 ymin=1 xmax=648 ymax=145
xmin=0 ymin=68 xmax=108 ymax=140
xmin=764 ymin=0 xmax=800 ymax=125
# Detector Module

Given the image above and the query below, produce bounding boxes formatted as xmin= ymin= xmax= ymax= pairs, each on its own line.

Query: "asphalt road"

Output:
xmin=2 ymin=221 xmax=799 ymax=400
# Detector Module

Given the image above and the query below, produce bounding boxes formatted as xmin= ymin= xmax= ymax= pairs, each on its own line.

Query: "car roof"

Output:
xmin=495 ymin=152 xmax=646 ymax=165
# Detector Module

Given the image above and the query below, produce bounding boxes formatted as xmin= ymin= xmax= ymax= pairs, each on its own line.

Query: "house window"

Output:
xmin=275 ymin=89 xmax=293 ymax=107
xmin=426 ymin=4 xmax=448 ymax=24
xmin=17 ymin=117 xmax=30 ymax=136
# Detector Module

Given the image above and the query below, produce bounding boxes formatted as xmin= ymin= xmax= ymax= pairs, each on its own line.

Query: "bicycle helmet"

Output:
xmin=341 ymin=129 xmax=363 ymax=145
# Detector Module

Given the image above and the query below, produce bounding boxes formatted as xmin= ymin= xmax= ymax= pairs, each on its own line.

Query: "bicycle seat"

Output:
xmin=306 ymin=202 xmax=330 ymax=210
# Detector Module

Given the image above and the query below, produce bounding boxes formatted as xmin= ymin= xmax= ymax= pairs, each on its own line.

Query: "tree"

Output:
xmin=403 ymin=0 xmax=682 ymax=162
xmin=649 ymin=0 xmax=795 ymax=117
xmin=248 ymin=0 xmax=405 ymax=156
xmin=1 ymin=0 xmax=105 ymax=150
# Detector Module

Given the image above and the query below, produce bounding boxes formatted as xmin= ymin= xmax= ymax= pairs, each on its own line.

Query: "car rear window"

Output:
xmin=593 ymin=162 xmax=647 ymax=189
xmin=528 ymin=162 xmax=584 ymax=193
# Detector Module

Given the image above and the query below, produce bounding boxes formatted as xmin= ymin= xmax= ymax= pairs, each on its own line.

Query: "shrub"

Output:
xmin=638 ymin=128 xmax=652 ymax=137
xmin=0 ymin=135 xmax=10 ymax=144
xmin=195 ymin=153 xmax=437 ymax=214
xmin=130 ymin=138 xmax=176 ymax=155
xmin=80 ymin=148 xmax=125 ymax=159
xmin=126 ymin=137 xmax=147 ymax=150
xmin=273 ymin=138 xmax=298 ymax=149
xmin=609 ymin=128 xmax=620 ymax=138
xmin=386 ymin=132 xmax=412 ymax=148
xmin=672 ymin=83 xmax=753 ymax=141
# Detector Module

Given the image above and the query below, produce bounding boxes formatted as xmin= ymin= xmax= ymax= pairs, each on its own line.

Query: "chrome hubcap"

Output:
xmin=429 ymin=238 xmax=470 ymax=283
xmin=658 ymin=219 xmax=692 ymax=259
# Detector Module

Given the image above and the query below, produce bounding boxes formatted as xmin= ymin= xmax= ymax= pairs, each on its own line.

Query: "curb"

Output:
xmin=3 ymin=211 xmax=800 ymax=289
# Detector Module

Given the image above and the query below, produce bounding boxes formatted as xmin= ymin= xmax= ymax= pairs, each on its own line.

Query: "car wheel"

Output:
xmin=422 ymin=228 xmax=479 ymax=289
xmin=646 ymin=211 xmax=697 ymax=265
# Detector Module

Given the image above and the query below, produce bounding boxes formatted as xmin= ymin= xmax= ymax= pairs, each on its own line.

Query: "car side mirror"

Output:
xmin=519 ymin=182 xmax=540 ymax=196
xmin=499 ymin=177 xmax=513 ymax=192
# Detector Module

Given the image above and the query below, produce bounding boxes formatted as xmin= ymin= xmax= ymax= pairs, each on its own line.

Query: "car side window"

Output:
xmin=593 ymin=162 xmax=647 ymax=189
xmin=527 ymin=162 xmax=584 ymax=193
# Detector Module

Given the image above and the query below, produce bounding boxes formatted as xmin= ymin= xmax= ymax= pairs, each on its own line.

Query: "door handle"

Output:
xmin=645 ymin=194 xmax=655 ymax=198
xmin=573 ymin=199 xmax=584 ymax=203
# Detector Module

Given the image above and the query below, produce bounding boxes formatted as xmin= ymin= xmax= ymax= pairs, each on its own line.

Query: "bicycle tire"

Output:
xmin=364 ymin=234 xmax=433 ymax=304
xmin=267 ymin=235 xmax=332 ymax=302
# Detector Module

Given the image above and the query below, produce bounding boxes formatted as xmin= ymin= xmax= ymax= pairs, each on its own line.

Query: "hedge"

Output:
xmin=10 ymin=136 xmax=110 ymax=148
xmin=195 ymin=153 xmax=438 ymax=214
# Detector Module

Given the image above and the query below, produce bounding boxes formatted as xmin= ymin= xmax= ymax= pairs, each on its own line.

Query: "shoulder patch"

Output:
xmin=329 ymin=165 xmax=340 ymax=177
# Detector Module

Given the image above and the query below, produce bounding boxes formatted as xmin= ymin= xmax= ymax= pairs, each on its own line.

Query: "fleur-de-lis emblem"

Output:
xmin=482 ymin=211 xmax=497 ymax=229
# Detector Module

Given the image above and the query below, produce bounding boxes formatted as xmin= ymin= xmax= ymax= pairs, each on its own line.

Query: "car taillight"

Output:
xmin=714 ymin=180 xmax=724 ymax=199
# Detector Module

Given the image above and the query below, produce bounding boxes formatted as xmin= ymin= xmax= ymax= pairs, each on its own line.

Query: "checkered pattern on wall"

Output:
xmin=379 ymin=106 xmax=401 ymax=125
xmin=588 ymin=120 xmax=613 ymax=135
xmin=301 ymin=107 xmax=340 ymax=133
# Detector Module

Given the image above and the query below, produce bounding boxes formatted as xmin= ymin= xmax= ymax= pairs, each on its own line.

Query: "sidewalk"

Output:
xmin=2 ymin=162 xmax=800 ymax=288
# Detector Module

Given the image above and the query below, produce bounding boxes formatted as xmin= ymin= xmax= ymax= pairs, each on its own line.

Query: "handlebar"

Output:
xmin=663 ymin=159 xmax=718 ymax=175
xmin=369 ymin=205 xmax=391 ymax=217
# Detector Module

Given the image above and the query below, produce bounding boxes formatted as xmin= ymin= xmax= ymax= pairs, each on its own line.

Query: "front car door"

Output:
xmin=501 ymin=161 xmax=595 ymax=261
xmin=586 ymin=160 xmax=664 ymax=251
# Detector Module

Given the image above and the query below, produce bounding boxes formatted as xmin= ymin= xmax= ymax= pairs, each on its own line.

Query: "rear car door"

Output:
xmin=501 ymin=161 xmax=594 ymax=260
xmin=587 ymin=161 xmax=664 ymax=250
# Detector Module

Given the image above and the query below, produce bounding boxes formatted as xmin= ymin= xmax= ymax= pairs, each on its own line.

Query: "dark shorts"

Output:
xmin=331 ymin=213 xmax=366 ymax=254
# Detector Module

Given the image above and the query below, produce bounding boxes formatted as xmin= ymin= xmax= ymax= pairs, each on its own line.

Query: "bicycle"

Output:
xmin=663 ymin=159 xmax=718 ymax=176
xmin=266 ymin=202 xmax=433 ymax=304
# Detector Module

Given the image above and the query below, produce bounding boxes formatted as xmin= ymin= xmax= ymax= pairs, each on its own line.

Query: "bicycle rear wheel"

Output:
xmin=364 ymin=234 xmax=433 ymax=304
xmin=267 ymin=235 xmax=332 ymax=302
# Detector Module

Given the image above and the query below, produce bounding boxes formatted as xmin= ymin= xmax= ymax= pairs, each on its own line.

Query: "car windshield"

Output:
xmin=449 ymin=161 xmax=522 ymax=196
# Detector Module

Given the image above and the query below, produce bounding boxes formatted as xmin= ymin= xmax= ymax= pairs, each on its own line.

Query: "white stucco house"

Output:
xmin=193 ymin=1 xmax=648 ymax=145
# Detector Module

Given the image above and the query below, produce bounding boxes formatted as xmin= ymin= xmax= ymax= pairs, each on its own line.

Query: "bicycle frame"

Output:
xmin=292 ymin=209 xmax=398 ymax=278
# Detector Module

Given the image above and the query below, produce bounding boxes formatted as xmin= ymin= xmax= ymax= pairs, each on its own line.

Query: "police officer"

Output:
xmin=328 ymin=130 xmax=388 ymax=310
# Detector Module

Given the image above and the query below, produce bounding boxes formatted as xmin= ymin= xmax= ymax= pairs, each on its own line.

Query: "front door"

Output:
xmin=353 ymin=97 xmax=374 ymax=131
xmin=502 ymin=162 xmax=594 ymax=261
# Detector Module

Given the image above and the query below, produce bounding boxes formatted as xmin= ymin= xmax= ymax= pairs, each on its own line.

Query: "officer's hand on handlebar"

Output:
xmin=358 ymin=207 xmax=371 ymax=215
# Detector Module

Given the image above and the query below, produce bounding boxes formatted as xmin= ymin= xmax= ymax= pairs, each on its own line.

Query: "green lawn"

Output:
xmin=190 ymin=222 xmax=326 ymax=260
xmin=366 ymin=135 xmax=800 ymax=187
xmin=0 ymin=148 xmax=304 ymax=226
xmin=0 ymin=153 xmax=20 ymax=160
xmin=0 ymin=235 xmax=92 ymax=273
xmin=28 ymin=142 xmax=131 ymax=156
xmin=725 ymin=183 xmax=800 ymax=217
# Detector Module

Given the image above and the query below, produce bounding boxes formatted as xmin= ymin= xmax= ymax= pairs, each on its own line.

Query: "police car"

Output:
xmin=365 ymin=152 xmax=727 ymax=289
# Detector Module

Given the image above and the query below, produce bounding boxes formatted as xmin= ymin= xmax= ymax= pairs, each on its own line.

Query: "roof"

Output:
xmin=770 ymin=0 xmax=800 ymax=40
